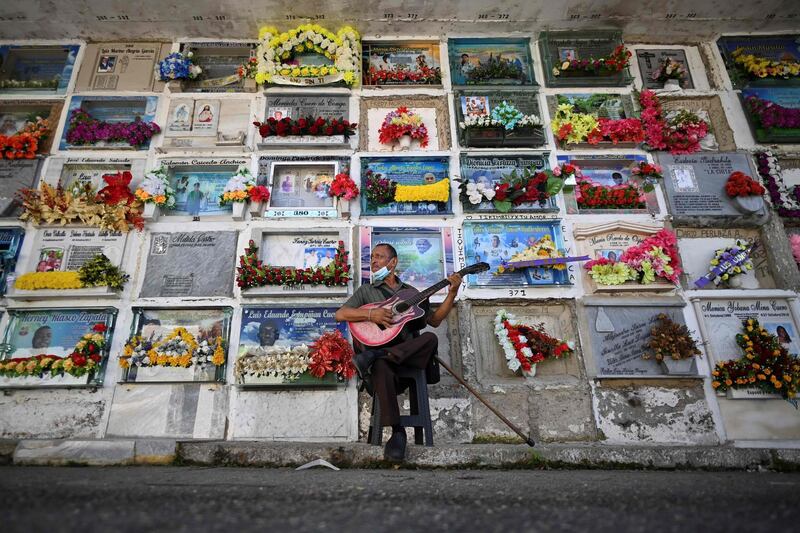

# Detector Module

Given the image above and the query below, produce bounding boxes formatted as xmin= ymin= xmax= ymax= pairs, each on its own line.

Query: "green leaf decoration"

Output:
xmin=493 ymin=199 xmax=513 ymax=213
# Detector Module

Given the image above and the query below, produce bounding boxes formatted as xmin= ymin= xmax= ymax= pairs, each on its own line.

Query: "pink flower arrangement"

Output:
xmin=621 ymin=229 xmax=682 ymax=284
xmin=790 ymin=235 xmax=800 ymax=266
xmin=639 ymin=90 xmax=709 ymax=155
xmin=65 ymin=108 xmax=160 ymax=148
xmin=378 ymin=107 xmax=429 ymax=147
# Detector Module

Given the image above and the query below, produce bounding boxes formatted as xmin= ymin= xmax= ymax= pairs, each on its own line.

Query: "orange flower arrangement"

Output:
xmin=0 ymin=117 xmax=50 ymax=159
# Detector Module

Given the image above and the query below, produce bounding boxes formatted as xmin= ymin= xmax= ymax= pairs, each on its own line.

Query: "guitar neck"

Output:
xmin=402 ymin=265 xmax=476 ymax=308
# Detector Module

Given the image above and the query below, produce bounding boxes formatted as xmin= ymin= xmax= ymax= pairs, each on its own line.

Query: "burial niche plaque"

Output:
xmin=140 ymin=231 xmax=237 ymax=298
xmin=0 ymin=158 xmax=42 ymax=218
xmin=75 ymin=42 xmax=170 ymax=92
xmin=635 ymin=49 xmax=695 ymax=90
xmin=539 ymin=31 xmax=632 ymax=88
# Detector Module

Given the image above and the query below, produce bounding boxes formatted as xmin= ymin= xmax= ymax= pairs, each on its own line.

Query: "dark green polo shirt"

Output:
xmin=343 ymin=277 xmax=431 ymax=344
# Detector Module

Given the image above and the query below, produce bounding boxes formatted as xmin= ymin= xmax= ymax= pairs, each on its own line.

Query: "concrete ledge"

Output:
xmin=13 ymin=439 xmax=136 ymax=466
xmin=133 ymin=439 xmax=178 ymax=465
xmin=176 ymin=441 xmax=800 ymax=471
xmin=0 ymin=439 xmax=19 ymax=465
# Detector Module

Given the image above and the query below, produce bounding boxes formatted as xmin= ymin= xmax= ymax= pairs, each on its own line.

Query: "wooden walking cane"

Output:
xmin=435 ymin=355 xmax=536 ymax=447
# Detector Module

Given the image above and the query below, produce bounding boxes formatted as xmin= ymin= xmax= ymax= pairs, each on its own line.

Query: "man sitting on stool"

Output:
xmin=334 ymin=243 xmax=462 ymax=462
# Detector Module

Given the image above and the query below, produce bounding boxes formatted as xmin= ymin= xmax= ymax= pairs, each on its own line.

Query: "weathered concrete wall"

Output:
xmin=0 ymin=389 xmax=108 ymax=439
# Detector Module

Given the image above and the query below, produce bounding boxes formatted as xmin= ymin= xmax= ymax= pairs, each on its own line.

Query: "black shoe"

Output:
xmin=353 ymin=349 xmax=384 ymax=395
xmin=384 ymin=430 xmax=407 ymax=462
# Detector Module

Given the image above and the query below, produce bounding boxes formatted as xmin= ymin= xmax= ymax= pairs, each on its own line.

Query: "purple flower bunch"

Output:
xmin=756 ymin=152 xmax=800 ymax=218
xmin=66 ymin=108 xmax=161 ymax=148
xmin=745 ymin=96 xmax=800 ymax=130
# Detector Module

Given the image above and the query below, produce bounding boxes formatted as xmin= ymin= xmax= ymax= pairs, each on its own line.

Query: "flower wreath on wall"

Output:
xmin=119 ymin=327 xmax=225 ymax=370
xmin=0 ymin=323 xmax=108 ymax=380
xmin=255 ymin=24 xmax=360 ymax=86
xmin=694 ymin=239 xmax=756 ymax=289
xmin=0 ymin=116 xmax=50 ymax=159
xmin=236 ymin=240 xmax=351 ymax=290
xmin=14 ymin=253 xmax=129 ymax=292
xmin=494 ymin=309 xmax=574 ymax=377
xmin=364 ymin=170 xmax=449 ymax=207
xmin=19 ymin=171 xmax=144 ymax=231
xmin=584 ymin=229 xmax=681 ymax=286
xmin=459 ymin=163 xmax=574 ymax=213
xmin=235 ymin=329 xmax=355 ymax=382
xmin=550 ymin=103 xmax=644 ymax=147
xmin=712 ymin=318 xmax=800 ymax=400
xmin=755 ymin=152 xmax=800 ymax=219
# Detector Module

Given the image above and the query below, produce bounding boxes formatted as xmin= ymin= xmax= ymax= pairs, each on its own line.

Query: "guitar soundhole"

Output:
xmin=394 ymin=302 xmax=409 ymax=313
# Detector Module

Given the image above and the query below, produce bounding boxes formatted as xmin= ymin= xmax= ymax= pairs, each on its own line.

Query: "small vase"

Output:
xmin=733 ymin=195 xmax=765 ymax=215
xmin=166 ymin=80 xmax=185 ymax=92
xmin=660 ymin=357 xmax=696 ymax=375
xmin=248 ymin=200 xmax=263 ymax=217
xmin=396 ymin=134 xmax=413 ymax=151
xmin=232 ymin=201 xmax=246 ymax=221
xmin=243 ymin=78 xmax=257 ymax=92
xmin=339 ymin=199 xmax=351 ymax=218
xmin=662 ymin=79 xmax=681 ymax=91
xmin=143 ymin=202 xmax=160 ymax=222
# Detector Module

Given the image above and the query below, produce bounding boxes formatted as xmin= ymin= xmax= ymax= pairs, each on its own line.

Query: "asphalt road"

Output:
xmin=1 ymin=467 xmax=798 ymax=532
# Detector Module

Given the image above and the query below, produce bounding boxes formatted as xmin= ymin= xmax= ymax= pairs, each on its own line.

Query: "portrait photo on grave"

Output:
xmin=166 ymin=167 xmax=234 ymax=216
xmin=268 ymin=162 xmax=338 ymax=210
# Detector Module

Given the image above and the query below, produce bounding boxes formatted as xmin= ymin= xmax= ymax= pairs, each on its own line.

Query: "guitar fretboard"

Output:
xmin=400 ymin=264 xmax=485 ymax=308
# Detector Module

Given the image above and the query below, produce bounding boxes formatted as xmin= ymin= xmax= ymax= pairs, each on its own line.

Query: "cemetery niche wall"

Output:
xmin=455 ymin=89 xmax=545 ymax=148
xmin=177 ymin=41 xmax=257 ymax=92
xmin=694 ymin=296 xmax=800 ymax=441
xmin=0 ymin=44 xmax=79 ymax=95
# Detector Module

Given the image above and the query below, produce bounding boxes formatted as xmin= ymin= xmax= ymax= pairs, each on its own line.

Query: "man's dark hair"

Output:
xmin=374 ymin=242 xmax=398 ymax=259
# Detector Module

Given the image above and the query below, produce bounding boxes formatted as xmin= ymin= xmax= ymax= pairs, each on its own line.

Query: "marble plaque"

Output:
xmin=675 ymin=227 xmax=775 ymax=290
xmin=636 ymin=49 xmax=695 ymax=90
xmin=140 ymin=231 xmax=237 ymax=298
xmin=584 ymin=303 xmax=688 ymax=376
xmin=696 ymin=298 xmax=800 ymax=364
xmin=75 ymin=42 xmax=169 ymax=92
xmin=0 ymin=158 xmax=41 ymax=217
xmin=658 ymin=152 xmax=764 ymax=218
xmin=265 ymin=94 xmax=349 ymax=121
xmin=26 ymin=227 xmax=126 ymax=272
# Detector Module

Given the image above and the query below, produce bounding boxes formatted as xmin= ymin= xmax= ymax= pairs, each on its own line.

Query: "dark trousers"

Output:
xmin=372 ymin=332 xmax=438 ymax=426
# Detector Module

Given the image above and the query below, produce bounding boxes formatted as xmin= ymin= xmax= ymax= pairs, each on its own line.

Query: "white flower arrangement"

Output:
xmin=465 ymin=181 xmax=496 ymax=205
xmin=255 ymin=24 xmax=360 ymax=86
xmin=495 ymin=309 xmax=524 ymax=373
xmin=135 ymin=165 xmax=176 ymax=207
xmin=459 ymin=113 xmax=541 ymax=129
xmin=234 ymin=345 xmax=311 ymax=382
xmin=223 ymin=165 xmax=255 ymax=194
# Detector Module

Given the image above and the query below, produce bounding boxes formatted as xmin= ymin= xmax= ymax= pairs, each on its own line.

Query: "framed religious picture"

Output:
xmin=120 ymin=307 xmax=232 ymax=383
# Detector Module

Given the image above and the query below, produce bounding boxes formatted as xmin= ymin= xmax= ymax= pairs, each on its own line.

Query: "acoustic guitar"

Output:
xmin=348 ymin=262 xmax=490 ymax=347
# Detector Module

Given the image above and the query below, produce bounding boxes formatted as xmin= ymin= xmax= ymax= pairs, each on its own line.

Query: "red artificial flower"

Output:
xmin=93 ymin=323 xmax=107 ymax=333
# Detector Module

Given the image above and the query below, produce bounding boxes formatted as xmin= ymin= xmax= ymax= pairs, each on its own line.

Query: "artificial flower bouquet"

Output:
xmin=712 ymin=318 xmax=800 ymax=399
xmin=730 ymin=48 xmax=800 ymax=81
xmin=236 ymin=240 xmax=351 ymax=289
xmin=725 ymin=171 xmax=765 ymax=198
xmin=791 ymin=234 xmax=800 ymax=267
xmin=234 ymin=329 xmax=355 ymax=383
xmin=551 ymin=103 xmax=644 ymax=147
xmin=0 ymin=116 xmax=50 ymax=159
xmin=744 ymin=95 xmax=800 ymax=139
xmin=631 ymin=162 xmax=663 ymax=192
xmin=65 ymin=107 xmax=161 ymax=148
xmin=459 ymin=164 xmax=569 ymax=213
xmin=20 ymin=171 xmax=144 ymax=231
xmin=329 ymin=173 xmax=359 ymax=200
xmin=584 ymin=229 xmax=681 ymax=286
xmin=219 ymin=165 xmax=255 ymax=205
xmin=119 ymin=327 xmax=225 ymax=370
xmin=467 ymin=54 xmax=527 ymax=84
xmin=253 ymin=116 xmax=356 ymax=140
xmin=364 ymin=169 xmax=449 ymax=207
xmin=494 ymin=309 xmax=574 ymax=376
xmin=551 ymin=45 xmax=631 ymax=77
xmin=696 ymin=239 xmax=755 ymax=288
xmin=135 ymin=165 xmax=176 ymax=208
xmin=651 ymin=57 xmax=687 ymax=85
xmin=255 ymin=24 xmax=360 ymax=86
xmin=639 ymin=90 xmax=709 ymax=155
xmin=755 ymin=151 xmax=800 ymax=219
xmin=237 ymin=57 xmax=259 ymax=79
xmin=496 ymin=235 xmax=567 ymax=275
xmin=157 ymin=52 xmax=202 ymax=81
xmin=575 ymin=178 xmax=646 ymax=210
xmin=378 ymin=107 xmax=429 ymax=148
xmin=642 ymin=313 xmax=701 ymax=366
xmin=14 ymin=253 xmax=130 ymax=292
xmin=0 ymin=323 xmax=108 ymax=380
xmin=459 ymin=101 xmax=542 ymax=147
xmin=366 ymin=64 xmax=442 ymax=85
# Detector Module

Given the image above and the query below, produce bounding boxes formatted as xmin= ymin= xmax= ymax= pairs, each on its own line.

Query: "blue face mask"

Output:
xmin=372 ymin=266 xmax=391 ymax=282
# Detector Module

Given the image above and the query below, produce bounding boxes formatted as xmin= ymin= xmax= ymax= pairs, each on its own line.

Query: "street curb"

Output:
xmin=176 ymin=441 xmax=800 ymax=471
xmin=11 ymin=439 xmax=178 ymax=466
